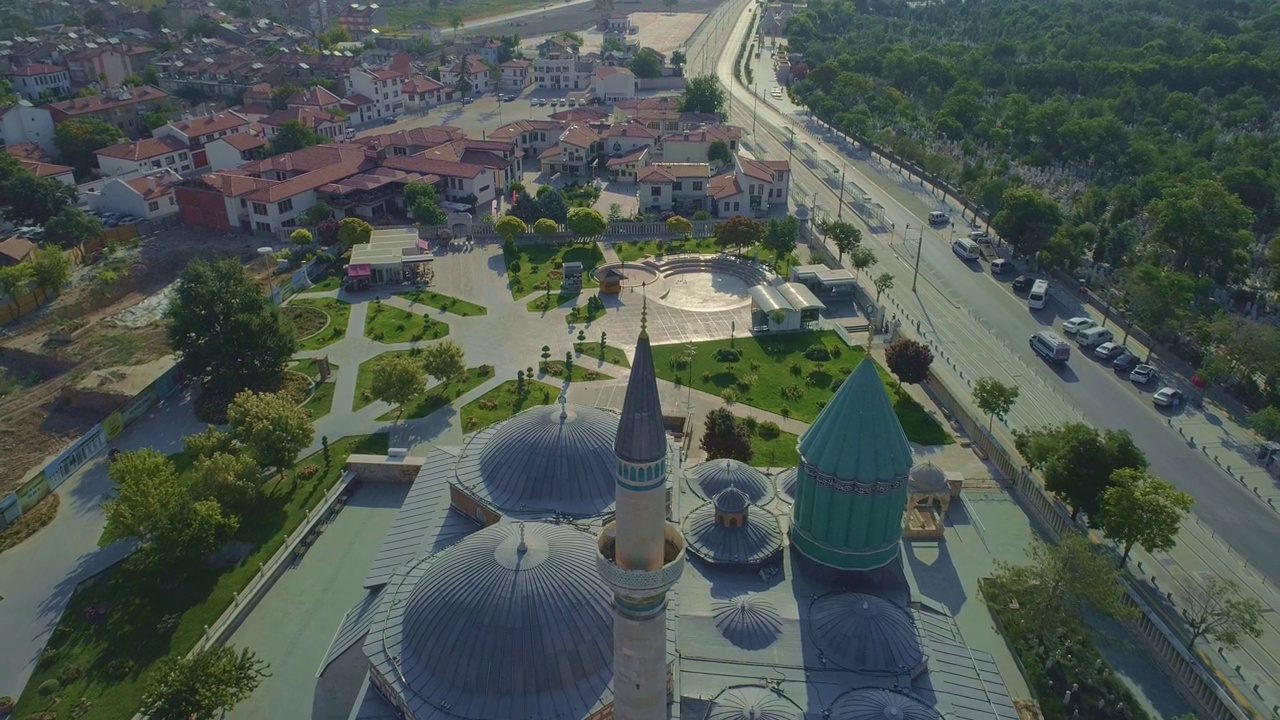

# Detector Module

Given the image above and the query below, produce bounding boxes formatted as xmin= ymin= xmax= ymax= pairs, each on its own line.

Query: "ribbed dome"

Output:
xmin=829 ymin=689 xmax=940 ymax=720
xmin=707 ymin=685 xmax=803 ymax=720
xmin=712 ymin=595 xmax=784 ymax=650
xmin=458 ymin=403 xmax=620 ymax=517
xmin=684 ymin=501 xmax=783 ymax=566
xmin=398 ymin=523 xmax=614 ymax=718
xmin=809 ymin=593 xmax=923 ymax=675
xmin=909 ymin=463 xmax=948 ymax=494
xmin=798 ymin=359 xmax=913 ymax=483
xmin=776 ymin=467 xmax=798 ymax=502
xmin=714 ymin=486 xmax=750 ymax=513
xmin=687 ymin=458 xmax=774 ymax=504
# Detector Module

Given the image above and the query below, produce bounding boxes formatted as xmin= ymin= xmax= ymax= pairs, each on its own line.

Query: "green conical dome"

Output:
xmin=797 ymin=359 xmax=913 ymax=482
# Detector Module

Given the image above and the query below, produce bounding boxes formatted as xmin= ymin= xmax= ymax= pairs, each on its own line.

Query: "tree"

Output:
xmin=1248 ymin=406 xmax=1280 ymax=442
xmin=847 ymin=245 xmax=876 ymax=274
xmin=183 ymin=427 xmax=236 ymax=459
xmin=1013 ymin=422 xmax=1147 ymax=522
xmin=666 ymin=215 xmax=692 ymax=237
xmin=566 ymin=207 xmax=606 ymax=240
xmin=54 ymin=118 xmax=125 ymax=176
xmin=873 ymin=272 xmax=894 ymax=301
xmin=1 ymin=173 xmax=78 ymax=224
xmin=142 ymin=645 xmax=269 ymax=720
xmin=679 ymin=76 xmax=727 ymax=117
xmin=315 ymin=218 xmax=340 ymax=245
xmin=762 ymin=216 xmax=798 ymax=269
xmin=700 ymin=407 xmax=752 ymax=462
xmin=972 ymin=377 xmax=1019 ymax=430
xmin=404 ymin=181 xmax=446 ymax=225
xmin=826 ymin=219 xmax=861 ymax=262
xmin=629 ymin=47 xmax=665 ymax=79
xmin=706 ymin=139 xmax=732 ymax=166
xmin=299 ymin=202 xmax=333 ymax=227
xmin=226 ymin=390 xmax=314 ymax=479
xmin=167 ymin=258 xmax=297 ymax=397
xmin=537 ymin=189 xmax=569 ymax=224
xmin=30 ymin=247 xmax=72 ymax=292
xmin=607 ymin=203 xmax=624 ymax=224
xmin=713 ymin=215 xmax=765 ymax=256
xmin=990 ymin=185 xmax=1063 ymax=257
xmin=289 ymin=228 xmax=313 ymax=247
xmin=670 ymin=50 xmax=686 ymax=72
xmin=0 ymin=263 xmax=32 ymax=300
xmin=1182 ymin=577 xmax=1264 ymax=650
xmin=370 ymin=354 xmax=426 ymax=421
xmin=338 ymin=217 xmax=374 ymax=245
xmin=266 ymin=119 xmax=324 ymax=155
xmin=450 ymin=11 xmax=463 ymax=40
xmin=1097 ymin=468 xmax=1193 ymax=565
xmin=509 ymin=191 xmax=541 ymax=224
xmin=1120 ymin=263 xmax=1196 ymax=343
xmin=190 ymin=452 xmax=264 ymax=512
xmin=884 ymin=337 xmax=933 ymax=385
xmin=988 ymin=534 xmax=1133 ymax=632
xmin=270 ymin=84 xmax=302 ymax=110
xmin=533 ymin=218 xmax=559 ymax=237
xmin=495 ymin=215 xmax=528 ymax=243
xmin=421 ymin=339 xmax=466 ymax=383
xmin=1147 ymin=179 xmax=1253 ymax=282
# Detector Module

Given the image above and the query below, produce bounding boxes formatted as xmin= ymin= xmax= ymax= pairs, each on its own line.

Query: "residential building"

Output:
xmin=486 ymin=119 xmax=563 ymax=157
xmin=317 ymin=167 xmax=438 ymax=222
xmin=381 ymin=154 xmax=497 ymax=209
xmin=64 ymin=46 xmax=152 ymax=88
xmin=590 ymin=65 xmax=636 ymax=102
xmin=400 ymin=76 xmax=453 ymax=110
xmin=535 ymin=36 xmax=578 ymax=58
xmin=46 ymin=85 xmax=171 ymax=139
xmin=259 ymin=106 xmax=348 ymax=142
xmin=498 ymin=60 xmax=531 ymax=92
xmin=614 ymin=97 xmax=721 ymax=132
xmin=153 ymin=110 xmax=251 ymax=168
xmin=660 ymin=124 xmax=742 ymax=164
xmin=637 ymin=162 xmax=711 ymax=213
xmin=605 ymin=146 xmax=649 ymax=182
xmin=541 ymin=124 xmax=599 ymax=177
xmin=410 ymin=137 xmax=522 ymax=191
xmin=532 ymin=55 xmax=594 ymax=91
xmin=83 ymin=169 xmax=181 ymax=219
xmin=342 ymin=95 xmax=379 ymax=125
xmin=456 ymin=38 xmax=505 ymax=66
xmin=94 ymin=135 xmax=193 ymax=176
xmin=348 ymin=66 xmax=406 ymax=120
xmin=360 ymin=126 xmax=468 ymax=156
xmin=599 ymin=11 xmax=634 ymax=33
xmin=549 ymin=106 xmax=611 ymax=124
xmin=286 ymin=86 xmax=344 ymax=112
xmin=335 ymin=3 xmax=389 ymax=38
xmin=204 ymin=132 xmax=267 ymax=171
xmin=603 ymin=121 xmax=659 ymax=159
xmin=5 ymin=64 xmax=72 ymax=101
xmin=439 ymin=56 xmax=492 ymax=96
xmin=710 ymin=156 xmax=791 ymax=217
xmin=760 ymin=2 xmax=799 ymax=36
xmin=0 ymin=101 xmax=57 ymax=155
xmin=6 ymin=143 xmax=75 ymax=185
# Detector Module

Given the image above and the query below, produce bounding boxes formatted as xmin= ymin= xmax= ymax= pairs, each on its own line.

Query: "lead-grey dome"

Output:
xmin=829 ymin=689 xmax=940 ymax=720
xmin=809 ymin=593 xmax=924 ymax=675
xmin=396 ymin=523 xmax=614 ymax=719
xmin=909 ymin=463 xmax=948 ymax=494
xmin=714 ymin=486 xmax=750 ymax=513
xmin=456 ymin=403 xmax=619 ymax=517
xmin=776 ymin=467 xmax=798 ymax=502
xmin=712 ymin=595 xmax=783 ymax=650
xmin=684 ymin=500 xmax=783 ymax=566
xmin=707 ymin=685 xmax=803 ymax=720
xmin=687 ymin=458 xmax=774 ymax=504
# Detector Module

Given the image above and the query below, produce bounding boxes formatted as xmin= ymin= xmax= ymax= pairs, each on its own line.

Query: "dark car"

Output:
xmin=382 ymin=116 xmax=397 ymax=125
xmin=1011 ymin=275 xmax=1033 ymax=292
xmin=1112 ymin=351 xmax=1138 ymax=371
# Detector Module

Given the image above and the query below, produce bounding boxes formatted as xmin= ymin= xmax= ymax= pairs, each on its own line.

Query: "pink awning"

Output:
xmin=347 ymin=263 xmax=372 ymax=278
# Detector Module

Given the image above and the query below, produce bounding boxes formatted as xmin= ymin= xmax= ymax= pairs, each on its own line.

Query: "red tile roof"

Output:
xmin=286 ymin=86 xmax=342 ymax=107
xmin=169 ymin=110 xmax=251 ymax=138
xmin=47 ymin=85 xmax=169 ymax=116
xmin=217 ymin=133 xmax=267 ymax=151
xmin=260 ymin=106 xmax=345 ymax=130
xmin=124 ymin=176 xmax=175 ymax=200
xmin=5 ymin=142 xmax=50 ymax=162
xmin=94 ymin=135 xmax=189 ymax=161
xmin=382 ymin=153 xmax=490 ymax=180
xmin=401 ymin=76 xmax=445 ymax=93
xmin=637 ymin=162 xmax=710 ymax=184
xmin=19 ymin=159 xmax=74 ymax=178
xmin=7 ymin=63 xmax=66 ymax=77
xmin=606 ymin=146 xmax=648 ymax=167
xmin=709 ymin=173 xmax=741 ymax=199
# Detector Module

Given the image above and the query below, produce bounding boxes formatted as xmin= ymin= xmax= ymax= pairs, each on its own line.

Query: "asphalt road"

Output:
xmin=463 ymin=0 xmax=731 ymax=42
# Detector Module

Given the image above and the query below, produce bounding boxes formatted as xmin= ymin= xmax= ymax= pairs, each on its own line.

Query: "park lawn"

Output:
xmin=567 ymin=298 xmax=607 ymax=325
xmin=527 ymin=289 xmax=580 ymax=313
xmin=394 ymin=288 xmax=487 ymax=317
xmin=291 ymin=298 xmax=350 ymax=351
xmin=364 ymin=302 xmax=449 ymax=344
xmin=749 ymin=426 xmax=801 ymax=468
xmin=743 ymin=247 xmax=800 ymax=277
xmin=575 ymin=342 xmax=631 ymax=367
xmin=306 ymin=264 xmax=342 ymax=292
xmin=540 ymin=360 xmax=613 ymax=382
xmin=614 ymin=237 xmax=721 ymax=262
xmin=460 ymin=379 xmax=560 ymax=433
xmin=504 ymin=241 xmax=603 ymax=300
xmin=651 ymin=332 xmax=952 ymax=446
xmin=290 ymin=358 xmax=339 ymax=419
xmin=375 ymin=365 xmax=496 ymax=421
xmin=18 ymin=434 xmax=389 ymax=720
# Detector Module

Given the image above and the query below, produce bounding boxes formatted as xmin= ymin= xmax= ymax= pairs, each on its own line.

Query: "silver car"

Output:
xmin=1130 ymin=364 xmax=1156 ymax=384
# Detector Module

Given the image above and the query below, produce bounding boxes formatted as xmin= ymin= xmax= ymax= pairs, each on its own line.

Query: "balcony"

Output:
xmin=596 ymin=520 xmax=685 ymax=598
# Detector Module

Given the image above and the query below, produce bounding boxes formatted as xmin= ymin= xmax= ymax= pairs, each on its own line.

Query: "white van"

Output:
xmin=951 ymin=238 xmax=980 ymax=260
xmin=928 ymin=211 xmax=948 ymax=226
xmin=1076 ymin=326 xmax=1115 ymax=349
xmin=1028 ymin=279 xmax=1049 ymax=309
xmin=1030 ymin=331 xmax=1071 ymax=363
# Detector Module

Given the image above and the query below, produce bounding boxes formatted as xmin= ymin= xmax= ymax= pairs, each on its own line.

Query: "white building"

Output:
xmin=348 ymin=66 xmax=407 ymax=120
xmin=637 ymin=162 xmax=712 ymax=214
xmin=439 ymin=56 xmax=493 ymax=96
xmin=0 ymin=101 xmax=57 ymax=155
xmin=498 ymin=60 xmax=531 ymax=92
xmin=590 ymin=65 xmax=636 ymax=102
xmin=660 ymin=125 xmax=742 ymax=165
xmin=401 ymin=76 xmax=452 ymax=110
xmin=204 ymin=132 xmax=268 ymax=171
xmin=532 ymin=56 xmax=594 ymax=92
xmin=5 ymin=64 xmax=71 ymax=101
xmin=153 ymin=110 xmax=252 ymax=170
xmin=83 ymin=169 xmax=181 ymax=219
xmin=93 ymin=135 xmax=193 ymax=177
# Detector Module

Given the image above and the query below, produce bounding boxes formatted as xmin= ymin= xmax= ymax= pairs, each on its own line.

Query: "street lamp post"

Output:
xmin=910 ymin=224 xmax=924 ymax=292
xmin=836 ymin=168 xmax=845 ymax=219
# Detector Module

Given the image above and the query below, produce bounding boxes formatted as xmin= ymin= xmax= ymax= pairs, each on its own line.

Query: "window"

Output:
xmin=673 ymin=182 xmax=683 ymax=191
xmin=148 ymin=201 xmax=160 ymax=212
xmin=281 ymin=218 xmax=296 ymax=227
xmin=478 ymin=184 xmax=490 ymax=193
xmin=150 ymin=159 xmax=162 ymax=168
xmin=165 ymin=156 xmax=175 ymax=165
xmin=255 ymin=221 xmax=271 ymax=232
xmin=733 ymin=202 xmax=740 ymax=211
xmin=693 ymin=181 xmax=702 ymax=191
xmin=240 ymin=199 xmax=248 ymax=208
xmin=169 ymin=196 xmax=175 ymax=205
xmin=252 ymin=202 xmax=268 ymax=216
xmin=277 ymin=199 xmax=293 ymax=213
xmin=650 ymin=186 xmax=661 ymax=197
xmin=179 ymin=152 xmax=188 ymax=161
xmin=722 ymin=201 xmax=729 ymax=211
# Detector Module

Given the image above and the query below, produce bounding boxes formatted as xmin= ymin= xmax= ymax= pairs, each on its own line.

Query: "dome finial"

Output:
xmin=558 ymin=392 xmax=568 ymax=419
xmin=517 ymin=522 xmax=527 ymax=553
xmin=640 ymin=281 xmax=649 ymax=337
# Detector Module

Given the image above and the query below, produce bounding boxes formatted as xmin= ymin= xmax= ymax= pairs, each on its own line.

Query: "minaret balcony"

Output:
xmin=596 ymin=520 xmax=685 ymax=597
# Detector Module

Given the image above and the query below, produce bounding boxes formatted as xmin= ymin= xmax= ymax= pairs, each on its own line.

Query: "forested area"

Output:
xmin=785 ymin=0 xmax=1280 ymax=412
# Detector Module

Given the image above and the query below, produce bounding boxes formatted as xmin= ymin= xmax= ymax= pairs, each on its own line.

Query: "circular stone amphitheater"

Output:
xmin=595 ymin=254 xmax=772 ymax=312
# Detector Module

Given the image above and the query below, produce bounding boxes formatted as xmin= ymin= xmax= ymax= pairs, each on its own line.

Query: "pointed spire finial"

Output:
xmin=517 ymin=522 xmax=527 ymax=553
xmin=640 ymin=282 xmax=649 ymax=337
xmin=558 ymin=392 xmax=568 ymax=419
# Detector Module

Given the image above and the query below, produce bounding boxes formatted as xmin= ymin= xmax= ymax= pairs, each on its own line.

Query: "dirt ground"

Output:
xmin=0 ymin=228 xmax=261 ymax=495
xmin=630 ymin=11 xmax=707 ymax=56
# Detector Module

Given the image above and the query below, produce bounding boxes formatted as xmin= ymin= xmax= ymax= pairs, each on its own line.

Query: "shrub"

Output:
xmin=736 ymin=373 xmax=757 ymax=391
xmin=758 ymin=420 xmax=780 ymax=439
xmin=701 ymin=371 xmax=712 ymax=383
xmin=184 ymin=427 xmax=236 ymax=459
xmin=39 ymin=648 xmax=60 ymax=667
xmin=781 ymin=385 xmax=804 ymax=401
xmin=742 ymin=415 xmax=759 ymax=433
xmin=714 ymin=347 xmax=741 ymax=362
xmin=780 ymin=406 xmax=792 ymax=418
xmin=830 ymin=376 xmax=845 ymax=392
xmin=72 ymin=698 xmax=92 ymax=718
xmin=789 ymin=361 xmax=802 ymax=376
xmin=38 ymin=679 xmax=60 ymax=696
xmin=720 ymin=388 xmax=739 ymax=404
xmin=816 ymin=400 xmax=828 ymax=410
xmin=749 ymin=360 xmax=761 ymax=371
xmin=804 ymin=344 xmax=831 ymax=361
xmin=83 ymin=604 xmax=111 ymax=625
xmin=106 ymin=658 xmax=136 ymax=680
xmin=830 ymin=345 xmax=842 ymax=358
xmin=509 ymin=260 xmax=523 ymax=273
xmin=49 ymin=624 xmax=72 ymax=648
xmin=156 ymin=613 xmax=181 ymax=634
xmin=59 ymin=665 xmax=84 ymax=684
xmin=297 ymin=464 xmax=320 ymax=479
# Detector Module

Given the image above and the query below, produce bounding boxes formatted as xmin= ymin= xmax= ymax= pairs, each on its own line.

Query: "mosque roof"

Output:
xmin=711 ymin=595 xmax=784 ymax=650
xmin=706 ymin=685 xmax=804 ymax=720
xmin=829 ymin=689 xmax=941 ymax=720
xmin=614 ymin=326 xmax=666 ymax=464
xmin=453 ymin=403 xmax=620 ymax=517
xmin=910 ymin=462 xmax=949 ymax=494
xmin=808 ymin=592 xmax=925 ymax=675
xmin=775 ymin=466 xmax=798 ymax=501
xmin=798 ymin=359 xmax=913 ymax=482
xmin=686 ymin=458 xmax=775 ymax=504
xmin=683 ymin=496 xmax=783 ymax=566
xmin=365 ymin=522 xmax=614 ymax=719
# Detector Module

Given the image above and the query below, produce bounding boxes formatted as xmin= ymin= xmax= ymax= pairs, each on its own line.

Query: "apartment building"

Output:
xmin=94 ymin=135 xmax=193 ymax=176
xmin=0 ymin=101 xmax=57 ymax=154
xmin=498 ymin=60 xmax=531 ymax=92
xmin=439 ymin=56 xmax=493 ymax=95
xmin=349 ymin=66 xmax=406 ymax=120
xmin=46 ymin=85 xmax=171 ymax=139
xmin=335 ymin=3 xmax=389 ymax=37
xmin=637 ymin=162 xmax=712 ymax=213
xmin=401 ymin=76 xmax=452 ymax=110
xmin=5 ymin=64 xmax=71 ymax=101
xmin=661 ymin=124 xmax=742 ymax=164
xmin=259 ymin=106 xmax=348 ymax=142
xmin=153 ymin=110 xmax=252 ymax=169
xmin=532 ymin=55 xmax=594 ymax=91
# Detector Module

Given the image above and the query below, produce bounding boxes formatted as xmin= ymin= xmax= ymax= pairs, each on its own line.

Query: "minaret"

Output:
xmin=597 ymin=299 xmax=685 ymax=720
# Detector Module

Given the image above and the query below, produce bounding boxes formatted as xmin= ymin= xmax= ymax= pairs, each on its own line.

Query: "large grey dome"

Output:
xmin=687 ymin=458 xmax=774 ymax=504
xmin=809 ymin=593 xmax=924 ymax=675
xmin=684 ymin=500 xmax=783 ymax=566
xmin=712 ymin=595 xmax=783 ymax=650
xmin=455 ymin=403 xmax=620 ymax=517
xmin=776 ymin=467 xmax=798 ymax=502
xmin=909 ymin=463 xmax=948 ymax=494
xmin=707 ymin=685 xmax=803 ymax=720
xmin=395 ymin=523 xmax=614 ymax=719
xmin=829 ymin=689 xmax=940 ymax=720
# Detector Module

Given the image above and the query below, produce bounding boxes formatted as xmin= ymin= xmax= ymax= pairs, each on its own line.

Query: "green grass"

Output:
xmin=614 ymin=236 xmax=721 ymax=262
xmin=567 ymin=298 xmax=607 ymax=325
xmin=574 ymin=342 xmax=631 ymax=367
xmin=363 ymin=301 xmax=449 ymax=344
xmin=749 ymin=426 xmax=801 ymax=467
xmin=540 ymin=360 xmax=613 ymax=382
xmin=743 ymin=247 xmax=800 ymax=278
xmin=393 ymin=288 xmax=488 ymax=317
xmin=504 ymin=241 xmax=604 ymax=300
xmin=290 ymin=298 xmax=350 ymax=350
xmin=17 ymin=434 xmax=388 ymax=720
xmin=651 ymin=332 xmax=952 ymax=446
xmin=306 ymin=265 xmax=342 ymax=292
xmin=527 ymin=290 xmax=580 ymax=313
xmin=461 ymin=379 xmax=560 ymax=433
xmin=290 ymin=358 xmax=338 ymax=419
xmin=375 ymin=364 xmax=496 ymax=420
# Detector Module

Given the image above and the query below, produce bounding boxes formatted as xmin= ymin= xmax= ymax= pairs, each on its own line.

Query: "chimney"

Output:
xmin=148 ymin=176 xmax=157 ymax=191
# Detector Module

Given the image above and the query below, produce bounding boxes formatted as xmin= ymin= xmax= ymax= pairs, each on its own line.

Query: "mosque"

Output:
xmin=317 ymin=311 xmax=1019 ymax=720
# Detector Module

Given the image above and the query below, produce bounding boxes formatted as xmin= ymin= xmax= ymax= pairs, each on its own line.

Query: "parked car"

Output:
xmin=1112 ymin=351 xmax=1138 ymax=371
xmin=1130 ymin=364 xmax=1156 ymax=384
xmin=990 ymin=258 xmax=1013 ymax=274
xmin=460 ymin=97 xmax=473 ymax=105
xmin=1094 ymin=342 xmax=1127 ymax=361
xmin=530 ymin=98 xmax=539 ymax=106
xmin=382 ymin=116 xmax=397 ymax=125
xmin=1061 ymin=316 xmax=1098 ymax=335
xmin=1153 ymin=387 xmax=1183 ymax=407
xmin=970 ymin=230 xmax=991 ymax=244
xmin=538 ymin=98 xmax=547 ymax=106
xmin=117 ymin=215 xmax=138 ymax=224
xmin=1011 ymin=275 xmax=1033 ymax=292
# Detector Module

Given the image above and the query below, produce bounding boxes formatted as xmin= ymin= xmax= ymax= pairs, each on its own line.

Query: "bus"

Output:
xmin=1028 ymin=280 xmax=1049 ymax=310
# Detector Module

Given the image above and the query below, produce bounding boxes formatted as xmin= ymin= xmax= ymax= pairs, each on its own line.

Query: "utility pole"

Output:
xmin=836 ymin=168 xmax=845 ymax=219
xmin=911 ymin=224 xmax=924 ymax=292
xmin=751 ymin=79 xmax=758 ymax=135
xmin=786 ymin=126 xmax=794 ymax=167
